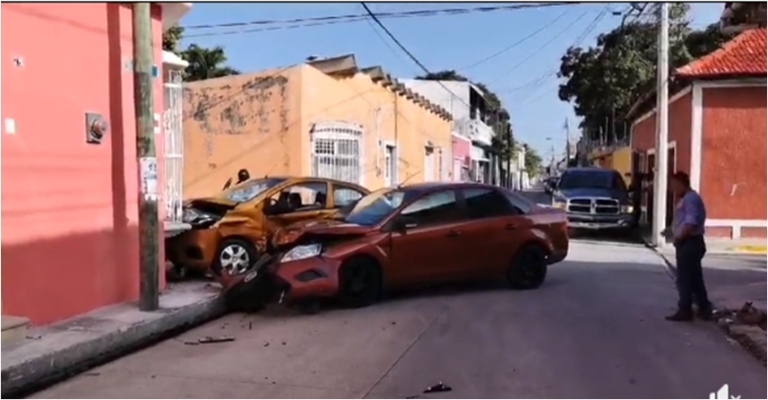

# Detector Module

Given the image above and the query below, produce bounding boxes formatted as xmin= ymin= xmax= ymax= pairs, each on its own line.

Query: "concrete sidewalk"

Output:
xmin=652 ymin=247 xmax=767 ymax=364
xmin=1 ymin=281 xmax=227 ymax=398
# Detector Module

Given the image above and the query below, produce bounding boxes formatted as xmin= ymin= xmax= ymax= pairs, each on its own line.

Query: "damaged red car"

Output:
xmin=221 ymin=182 xmax=569 ymax=311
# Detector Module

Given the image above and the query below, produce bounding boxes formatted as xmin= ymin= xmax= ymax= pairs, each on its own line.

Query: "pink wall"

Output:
xmin=1 ymin=3 xmax=166 ymax=326
xmin=452 ymin=134 xmax=471 ymax=162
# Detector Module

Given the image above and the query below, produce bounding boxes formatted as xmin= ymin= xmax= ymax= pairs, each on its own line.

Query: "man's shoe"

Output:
xmin=665 ymin=310 xmax=694 ymax=322
xmin=697 ymin=309 xmax=713 ymax=321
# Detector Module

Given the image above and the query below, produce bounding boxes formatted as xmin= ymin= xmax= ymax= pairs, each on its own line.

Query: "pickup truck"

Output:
xmin=550 ymin=167 xmax=635 ymax=232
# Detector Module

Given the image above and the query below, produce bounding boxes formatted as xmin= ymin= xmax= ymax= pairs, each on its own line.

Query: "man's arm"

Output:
xmin=675 ymin=194 xmax=701 ymax=243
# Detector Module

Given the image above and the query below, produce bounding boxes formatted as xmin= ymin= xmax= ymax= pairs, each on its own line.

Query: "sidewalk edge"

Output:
xmin=1 ymin=296 xmax=228 ymax=398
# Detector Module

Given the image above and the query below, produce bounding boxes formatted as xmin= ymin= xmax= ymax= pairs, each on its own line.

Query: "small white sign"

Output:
xmin=140 ymin=157 xmax=158 ymax=201
xmin=709 ymin=384 xmax=740 ymax=399
xmin=5 ymin=118 xmax=16 ymax=135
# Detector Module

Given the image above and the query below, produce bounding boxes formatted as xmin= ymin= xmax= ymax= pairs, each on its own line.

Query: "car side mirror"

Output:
xmin=392 ymin=216 xmax=418 ymax=234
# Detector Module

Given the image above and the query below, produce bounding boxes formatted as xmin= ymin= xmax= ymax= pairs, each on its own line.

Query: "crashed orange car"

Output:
xmin=166 ymin=177 xmax=369 ymax=278
xmin=221 ymin=182 xmax=569 ymax=311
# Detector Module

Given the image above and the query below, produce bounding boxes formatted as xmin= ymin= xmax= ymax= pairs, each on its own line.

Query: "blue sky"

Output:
xmin=179 ymin=2 xmax=724 ymax=158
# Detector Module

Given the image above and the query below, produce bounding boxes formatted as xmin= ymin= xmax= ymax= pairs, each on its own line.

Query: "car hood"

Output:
xmin=558 ymin=188 xmax=628 ymax=201
xmin=185 ymin=197 xmax=238 ymax=209
xmin=272 ymin=219 xmax=372 ymax=248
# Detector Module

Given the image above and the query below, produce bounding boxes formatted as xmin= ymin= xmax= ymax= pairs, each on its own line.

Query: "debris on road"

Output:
xmin=714 ymin=301 xmax=767 ymax=365
xmin=423 ymin=382 xmax=452 ymax=394
xmin=185 ymin=336 xmax=236 ymax=345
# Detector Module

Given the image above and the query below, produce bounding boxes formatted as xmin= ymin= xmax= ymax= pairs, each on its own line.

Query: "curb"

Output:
xmin=1 ymin=295 xmax=228 ymax=398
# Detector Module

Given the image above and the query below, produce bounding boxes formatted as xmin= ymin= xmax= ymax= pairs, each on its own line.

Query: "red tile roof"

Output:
xmin=676 ymin=28 xmax=767 ymax=79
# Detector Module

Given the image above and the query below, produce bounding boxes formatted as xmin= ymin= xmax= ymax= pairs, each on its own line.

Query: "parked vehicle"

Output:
xmin=166 ymin=176 xmax=370 ymax=280
xmin=221 ymin=182 xmax=570 ymax=313
xmin=543 ymin=176 xmax=559 ymax=195
xmin=549 ymin=167 xmax=635 ymax=232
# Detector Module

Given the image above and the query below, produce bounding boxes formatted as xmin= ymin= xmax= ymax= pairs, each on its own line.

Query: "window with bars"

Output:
xmin=310 ymin=122 xmax=364 ymax=186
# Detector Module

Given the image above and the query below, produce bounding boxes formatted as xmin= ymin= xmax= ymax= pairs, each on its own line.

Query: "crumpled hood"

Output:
xmin=273 ymin=219 xmax=372 ymax=247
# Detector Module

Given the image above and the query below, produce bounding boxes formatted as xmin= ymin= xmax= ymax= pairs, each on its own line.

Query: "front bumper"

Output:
xmin=221 ymin=254 xmax=342 ymax=307
xmin=567 ymin=214 xmax=634 ymax=230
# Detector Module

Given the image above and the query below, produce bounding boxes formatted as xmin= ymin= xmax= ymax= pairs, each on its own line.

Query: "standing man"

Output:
xmin=665 ymin=171 xmax=712 ymax=322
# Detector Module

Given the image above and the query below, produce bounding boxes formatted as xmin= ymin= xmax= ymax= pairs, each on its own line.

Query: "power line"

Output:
xmin=487 ymin=10 xmax=591 ymax=85
xmin=359 ymin=2 xmax=478 ymax=112
xmin=458 ymin=9 xmax=571 ymax=71
xmin=184 ymin=3 xmax=580 ymax=38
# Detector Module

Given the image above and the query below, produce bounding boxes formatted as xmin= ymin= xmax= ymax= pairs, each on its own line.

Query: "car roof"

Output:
xmin=390 ymin=181 xmax=501 ymax=196
xmin=247 ymin=176 xmax=369 ymax=189
xmin=562 ymin=167 xmax=618 ymax=174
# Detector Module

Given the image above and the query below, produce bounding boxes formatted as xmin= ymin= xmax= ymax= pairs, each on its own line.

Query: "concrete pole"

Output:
xmin=652 ymin=2 xmax=670 ymax=248
xmin=133 ymin=3 xmax=160 ymax=311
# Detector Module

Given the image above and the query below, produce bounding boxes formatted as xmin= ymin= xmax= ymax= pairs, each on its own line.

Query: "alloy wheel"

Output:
xmin=220 ymin=244 xmax=250 ymax=275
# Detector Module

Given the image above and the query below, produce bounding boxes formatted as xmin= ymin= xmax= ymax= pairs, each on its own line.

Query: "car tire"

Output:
xmin=338 ymin=257 xmax=382 ymax=308
xmin=507 ymin=244 xmax=548 ymax=290
xmin=212 ymin=238 xmax=259 ymax=277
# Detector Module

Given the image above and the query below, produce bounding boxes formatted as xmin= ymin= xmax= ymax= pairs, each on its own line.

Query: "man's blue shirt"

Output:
xmin=674 ymin=190 xmax=706 ymax=238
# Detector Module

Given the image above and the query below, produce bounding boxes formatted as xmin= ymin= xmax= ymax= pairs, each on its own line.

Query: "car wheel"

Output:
xmin=507 ymin=244 xmax=548 ymax=290
xmin=213 ymin=238 xmax=259 ymax=277
xmin=339 ymin=257 xmax=382 ymax=308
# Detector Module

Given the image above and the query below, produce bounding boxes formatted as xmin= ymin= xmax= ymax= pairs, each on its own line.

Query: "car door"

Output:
xmin=387 ymin=189 xmax=468 ymax=285
xmin=457 ymin=187 xmax=530 ymax=279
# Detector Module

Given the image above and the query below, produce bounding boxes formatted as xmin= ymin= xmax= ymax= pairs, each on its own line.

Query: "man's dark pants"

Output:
xmin=674 ymin=234 xmax=712 ymax=312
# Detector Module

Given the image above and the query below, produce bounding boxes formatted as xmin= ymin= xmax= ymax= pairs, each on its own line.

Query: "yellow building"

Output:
xmin=589 ymin=145 xmax=632 ymax=186
xmin=181 ymin=54 xmax=453 ymax=199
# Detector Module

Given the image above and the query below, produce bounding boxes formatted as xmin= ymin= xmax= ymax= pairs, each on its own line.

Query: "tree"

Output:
xmin=556 ymin=5 xmax=732 ymax=143
xmin=163 ymin=25 xmax=185 ymax=55
xmin=522 ymin=143 xmax=542 ymax=177
xmin=161 ymin=25 xmax=241 ymax=82
xmin=181 ymin=44 xmax=241 ymax=82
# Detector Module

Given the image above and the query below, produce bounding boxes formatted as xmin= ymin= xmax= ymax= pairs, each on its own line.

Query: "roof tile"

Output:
xmin=676 ymin=28 xmax=766 ymax=78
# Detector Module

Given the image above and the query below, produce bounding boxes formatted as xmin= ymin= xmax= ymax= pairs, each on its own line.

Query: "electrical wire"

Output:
xmin=458 ymin=9 xmax=571 ymax=71
xmin=487 ymin=10 xmax=591 ymax=85
xmin=184 ymin=3 xmax=580 ymax=38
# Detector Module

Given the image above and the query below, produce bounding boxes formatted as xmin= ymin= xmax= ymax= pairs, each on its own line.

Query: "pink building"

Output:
xmin=1 ymin=3 xmax=190 ymax=327
xmin=451 ymin=133 xmax=472 ymax=181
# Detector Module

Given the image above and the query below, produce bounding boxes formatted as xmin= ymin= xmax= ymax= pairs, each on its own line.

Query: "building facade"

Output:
xmin=400 ymin=79 xmax=495 ymax=182
xmin=181 ymin=55 xmax=453 ymax=199
xmin=630 ymin=28 xmax=766 ymax=239
xmin=1 ymin=3 xmax=190 ymax=326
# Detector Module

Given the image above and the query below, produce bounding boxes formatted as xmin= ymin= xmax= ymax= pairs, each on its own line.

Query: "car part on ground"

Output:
xmin=220 ymin=182 xmax=570 ymax=314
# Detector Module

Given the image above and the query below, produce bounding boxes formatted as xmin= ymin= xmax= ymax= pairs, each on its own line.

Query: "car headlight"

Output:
xmin=552 ymin=199 xmax=566 ymax=209
xmin=621 ymin=205 xmax=634 ymax=214
xmin=281 ymin=244 xmax=322 ymax=263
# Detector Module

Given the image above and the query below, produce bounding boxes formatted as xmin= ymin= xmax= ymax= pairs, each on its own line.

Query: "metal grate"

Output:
xmin=163 ymin=69 xmax=184 ymax=223
xmin=310 ymin=121 xmax=364 ymax=186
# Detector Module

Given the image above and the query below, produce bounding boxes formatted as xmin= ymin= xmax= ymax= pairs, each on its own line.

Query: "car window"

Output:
xmin=223 ymin=178 xmax=285 ymax=203
xmin=267 ymin=182 xmax=329 ymax=213
xmin=558 ymin=170 xmax=622 ymax=190
xmin=333 ymin=186 xmax=365 ymax=208
xmin=400 ymin=190 xmax=463 ymax=228
xmin=501 ymin=190 xmax=533 ymax=214
xmin=462 ymin=188 xmax=515 ymax=219
xmin=344 ymin=188 xmax=412 ymax=226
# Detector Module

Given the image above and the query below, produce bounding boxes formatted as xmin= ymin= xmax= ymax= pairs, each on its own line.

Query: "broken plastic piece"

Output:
xmin=424 ymin=382 xmax=452 ymax=394
xmin=198 ymin=336 xmax=235 ymax=344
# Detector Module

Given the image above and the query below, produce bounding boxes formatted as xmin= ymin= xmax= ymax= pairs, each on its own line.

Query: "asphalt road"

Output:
xmin=31 ymin=194 xmax=767 ymax=399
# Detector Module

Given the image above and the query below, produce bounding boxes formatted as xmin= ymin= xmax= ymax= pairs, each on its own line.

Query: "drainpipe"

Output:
xmin=375 ymin=107 xmax=382 ymax=176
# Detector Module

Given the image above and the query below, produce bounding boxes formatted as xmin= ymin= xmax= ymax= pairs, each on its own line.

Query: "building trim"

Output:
xmin=706 ymin=219 xmax=768 ymax=239
xmin=690 ymin=83 xmax=703 ymax=191
xmin=696 ymin=78 xmax=767 ymax=89
xmin=631 ymin=86 xmax=693 ymax=128
xmin=646 ymin=140 xmax=678 ymax=173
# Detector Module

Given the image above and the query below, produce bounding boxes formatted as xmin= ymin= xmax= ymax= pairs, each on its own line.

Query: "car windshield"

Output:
xmin=222 ymin=178 xmax=284 ymax=203
xmin=344 ymin=188 xmax=410 ymax=226
xmin=558 ymin=170 xmax=625 ymax=191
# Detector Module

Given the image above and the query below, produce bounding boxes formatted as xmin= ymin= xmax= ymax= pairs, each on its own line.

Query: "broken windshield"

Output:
xmin=223 ymin=178 xmax=285 ymax=203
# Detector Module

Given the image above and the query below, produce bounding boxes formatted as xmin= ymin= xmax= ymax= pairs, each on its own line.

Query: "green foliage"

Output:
xmin=557 ymin=4 xmax=734 ymax=142
xmin=161 ymin=26 xmax=240 ymax=82
xmin=522 ymin=143 xmax=542 ymax=177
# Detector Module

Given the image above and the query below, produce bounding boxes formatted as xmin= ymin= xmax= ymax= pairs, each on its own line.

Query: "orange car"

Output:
xmin=166 ymin=176 xmax=369 ymax=279
xmin=221 ymin=182 xmax=569 ymax=311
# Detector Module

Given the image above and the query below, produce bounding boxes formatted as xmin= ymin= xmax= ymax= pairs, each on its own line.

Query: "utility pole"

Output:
xmin=564 ymin=118 xmax=571 ymax=167
xmin=133 ymin=3 xmax=160 ymax=311
xmin=652 ymin=2 xmax=670 ymax=248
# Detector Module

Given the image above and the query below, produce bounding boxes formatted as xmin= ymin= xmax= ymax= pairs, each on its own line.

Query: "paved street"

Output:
xmin=31 ymin=234 xmax=766 ymax=398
